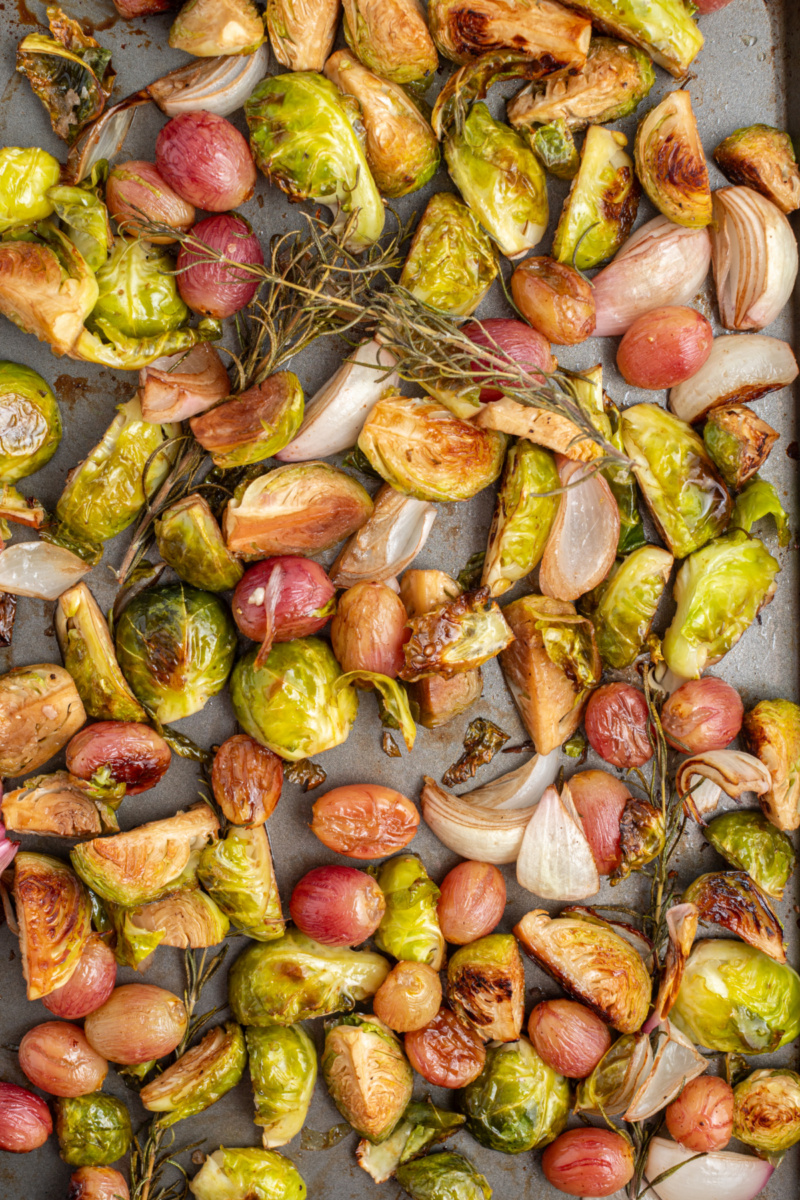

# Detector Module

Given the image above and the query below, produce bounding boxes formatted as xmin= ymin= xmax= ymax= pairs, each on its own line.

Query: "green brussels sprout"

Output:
xmin=635 ymin=90 xmax=712 ymax=228
xmin=714 ymin=124 xmax=800 ymax=215
xmin=400 ymin=588 xmax=514 ymax=682
xmin=141 ymin=1023 xmax=247 ymax=1127
xmin=245 ymin=72 xmax=384 ymax=251
xmin=357 ymin=1100 xmax=466 ymax=1183
xmin=109 ymin=902 xmax=169 ymax=969
xmin=190 ymin=374 xmax=304 ymax=470
xmin=447 ymin=934 xmax=525 ymax=1042
xmin=528 ymin=121 xmax=580 ymax=180
xmin=55 ymin=1093 xmax=132 ymax=1166
xmin=111 ymin=886 xmax=230 ymax=968
xmin=581 ymin=545 xmax=673 ymax=670
xmin=428 ymin=0 xmax=591 ymax=69
xmin=703 ymin=404 xmax=779 ymax=492
xmin=55 ymin=582 xmax=148 ymax=723
xmin=358 ymin=393 xmax=507 ymax=503
xmin=169 ymin=0 xmax=266 ymax=55
xmin=444 ymin=103 xmax=548 ymax=259
xmin=115 ymin=583 xmax=237 ymax=724
xmin=228 ymin=927 xmax=390 ymax=1026
xmin=336 ymin=670 xmax=417 ymax=752
xmin=230 ymin=640 xmax=358 ymax=761
xmin=552 ymin=125 xmax=640 ymax=270
xmin=603 ymin=397 xmax=646 ymax=555
xmin=397 ymin=1152 xmax=492 ymax=1200
xmin=548 ymin=0 xmax=703 ymax=79
xmin=342 ymin=0 xmax=438 ymax=88
xmin=0 ymin=360 xmax=62 ymax=484
xmin=74 ymin=317 xmax=222 ymax=372
xmin=198 ymin=825 xmax=284 ymax=942
xmin=46 ymin=183 xmax=111 ymax=273
xmin=671 ymin=938 xmax=800 ymax=1054
xmin=460 ymin=1037 xmax=569 ymax=1154
xmin=0 ymin=146 xmax=61 ymax=231
xmin=373 ymin=855 xmax=445 ymax=969
xmin=743 ymin=699 xmax=800 ymax=833
xmin=731 ymin=476 xmax=790 ymax=548
xmin=322 ymin=1014 xmax=413 ymax=1142
xmin=14 ymin=850 xmax=93 ymax=1001
xmin=324 ymin=51 xmax=439 ymax=199
xmin=482 ymin=440 xmax=559 ymax=597
xmin=705 ymin=811 xmax=796 ymax=901
xmin=189 ymin=1147 xmax=307 ymax=1200
xmin=89 ymin=239 xmax=188 ymax=341
xmin=431 ymin=49 xmax=551 ymax=140
xmin=155 ymin=494 xmax=244 ymax=593
xmin=662 ymin=531 xmax=779 ymax=679
xmin=621 ymin=403 xmax=732 ymax=559
xmin=399 ymin=193 xmax=498 ymax=316
xmin=246 ymin=1024 xmax=317 ymax=1148
xmin=733 ymin=1069 xmax=800 ymax=1159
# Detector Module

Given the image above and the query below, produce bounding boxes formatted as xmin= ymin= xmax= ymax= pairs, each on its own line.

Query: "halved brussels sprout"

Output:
xmin=482 ymin=441 xmax=559 ymax=597
xmin=614 ymin=798 xmax=666 ymax=884
xmin=410 ymin=669 xmax=484 ymax=730
xmin=705 ymin=810 xmax=796 ymax=901
xmin=46 ymin=183 xmax=111 ymax=273
xmin=621 ymin=403 xmax=732 ymax=558
xmin=399 ymin=193 xmax=498 ymax=316
xmin=14 ymin=851 xmax=92 ymax=1000
xmin=55 ymin=1093 xmax=131 ymax=1167
xmin=373 ymin=854 xmax=445 ymax=969
xmin=190 ymin=374 xmax=304 ymax=469
xmin=714 ymin=124 xmax=800 ymax=215
xmin=550 ymin=0 xmax=703 ymax=79
xmin=74 ymin=317 xmax=222 ymax=372
xmin=0 ymin=360 xmax=62 ymax=484
xmin=460 ymin=1037 xmax=569 ymax=1154
xmin=703 ymin=404 xmax=779 ymax=492
xmin=581 ymin=545 xmax=673 ymax=670
xmin=635 ymin=90 xmax=711 ymax=228
xmin=231 ymin=639 xmax=358 ymax=761
xmin=169 ymin=0 xmax=265 ymax=55
xmin=115 ymin=583 xmax=237 ymax=724
xmin=431 ymin=48 xmax=552 ymax=139
xmin=90 ymin=239 xmax=188 ymax=341
xmin=428 ymin=0 xmax=591 ymax=68
xmin=527 ymin=121 xmax=580 ymax=179
xmin=245 ymin=72 xmax=384 ymax=251
xmin=141 ymin=1023 xmax=247 ymax=1127
xmin=447 ymin=934 xmax=524 ymax=1042
xmin=2 ymin=770 xmax=120 ymax=838
xmin=189 ymin=1147 xmax=307 ymax=1200
xmin=0 ymin=662 xmax=87 ymax=777
xmin=342 ymin=0 xmax=438 ymax=88
xmin=397 ymin=1152 xmax=491 ymax=1200
xmin=683 ymin=870 xmax=785 ymax=963
xmin=357 ymin=1100 xmax=466 ymax=1183
xmin=671 ymin=938 xmax=800 ymax=1054
xmin=400 ymin=588 xmax=513 ymax=682
xmin=552 ymin=125 xmax=639 ymax=269
xmin=228 ymin=927 xmax=390 ymax=1025
xmin=733 ymin=1068 xmax=800 ymax=1157
xmin=56 ymin=582 xmax=148 ymax=723
xmin=444 ymin=103 xmax=548 ymax=259
xmin=322 ymin=1014 xmax=413 ymax=1142
xmin=0 ymin=223 xmax=99 ymax=357
xmin=743 ymin=699 xmax=800 ymax=833
xmin=113 ymin=886 xmax=230 ymax=968
xmin=246 ymin=1024 xmax=317 ymax=1148
xmin=358 ymin=394 xmax=507 ymax=503
xmin=110 ymin=903 xmax=165 ymax=969
xmin=267 ymin=0 xmax=339 ymax=71
xmin=70 ymin=804 xmax=220 ymax=907
xmin=731 ymin=477 xmax=790 ymax=547
xmin=0 ymin=146 xmax=61 ymax=232
xmin=662 ymin=531 xmax=779 ymax=679
xmin=198 ymin=824 xmax=283 ymax=942
xmin=155 ymin=495 xmax=243 ymax=593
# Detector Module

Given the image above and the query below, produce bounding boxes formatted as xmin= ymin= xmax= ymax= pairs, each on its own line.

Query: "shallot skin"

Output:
xmin=374 ymin=962 xmax=442 ymax=1032
xmin=617 ymin=306 xmax=713 ymax=390
xmin=510 ymin=256 xmax=596 ymax=345
xmin=106 ymin=160 xmax=195 ymax=242
xmin=405 ymin=1007 xmax=486 ymax=1088
xmin=569 ymin=771 xmax=630 ymax=876
xmin=528 ymin=1000 xmax=611 ymax=1078
xmin=232 ymin=557 xmax=335 ymax=644
xmin=463 ymin=317 xmax=555 ymax=400
xmin=585 ymin=683 xmax=653 ymax=769
xmin=66 ymin=722 xmax=171 ymax=794
xmin=177 ymin=213 xmax=263 ymax=318
xmin=0 ymin=1081 xmax=53 ymax=1152
xmin=662 ymin=677 xmax=744 ymax=753
xmin=19 ymin=1022 xmax=108 ymax=1098
xmin=289 ymin=865 xmax=386 ymax=946
xmin=437 ymin=861 xmax=506 ymax=944
xmin=330 ymin=582 xmax=409 ymax=677
xmin=84 ymin=985 xmax=187 ymax=1065
xmin=41 ymin=934 xmax=117 ymax=1020
xmin=155 ymin=112 xmax=256 ymax=211
xmin=542 ymin=1128 xmax=635 ymax=1196
xmin=665 ymin=1075 xmax=734 ymax=1151
xmin=68 ymin=1166 xmax=131 ymax=1200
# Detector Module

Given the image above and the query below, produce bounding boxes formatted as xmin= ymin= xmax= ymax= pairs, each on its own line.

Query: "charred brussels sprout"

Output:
xmin=705 ymin=811 xmax=796 ymax=901
xmin=357 ymin=1101 xmax=466 ymax=1183
xmin=55 ymin=582 xmax=147 ymax=723
xmin=228 ymin=927 xmax=390 ymax=1025
xmin=444 ymin=103 xmax=548 ymax=259
xmin=447 ymin=934 xmax=525 ymax=1042
xmin=169 ymin=0 xmax=265 ymax=56
xmin=733 ymin=1069 xmax=800 ymax=1158
xmin=621 ymin=404 xmax=732 ymax=559
xmin=373 ymin=855 xmax=445 ymax=969
xmin=671 ymin=938 xmax=800 ymax=1054
xmin=552 ymin=125 xmax=639 ymax=270
xmin=614 ymin=799 xmax=666 ymax=884
xmin=714 ymin=124 xmax=800 ymax=215
xmin=703 ymin=405 xmax=779 ymax=492
xmin=743 ymin=699 xmax=800 ymax=833
xmin=190 ymin=374 xmax=304 ymax=470
xmin=46 ymin=183 xmax=111 ymax=273
xmin=428 ymin=0 xmax=591 ymax=68
xmin=189 ymin=1147 xmax=307 ymax=1200
xmin=55 ymin=1093 xmax=131 ymax=1166
xmin=635 ymin=90 xmax=711 ymax=228
xmin=90 ymin=240 xmax=188 ymax=341
xmin=113 ymin=886 xmax=230 ymax=968
xmin=245 ymin=72 xmax=384 ymax=251
xmin=400 ymin=588 xmax=513 ymax=682
xmin=323 ymin=1014 xmax=413 ymax=1142
xmin=1 ymin=770 xmax=121 ymax=838
xmin=662 ymin=531 xmax=779 ymax=679
xmin=0 ymin=146 xmax=61 ymax=231
xmin=198 ymin=825 xmax=284 ymax=941
xmin=581 ymin=545 xmax=673 ymax=670
xmin=549 ymin=0 xmax=703 ymax=79
xmin=482 ymin=441 xmax=559 ymax=597
xmin=267 ymin=0 xmax=339 ymax=71
xmin=246 ymin=1024 xmax=317 ymax=1148
xmin=14 ymin=851 xmax=92 ymax=1000
xmin=140 ymin=1023 xmax=246 ymax=1126
xmin=342 ymin=0 xmax=438 ymax=88
xmin=230 ymin=639 xmax=358 ymax=761
xmin=0 ymin=663 xmax=86 ymax=777
xmin=397 ymin=1152 xmax=492 ymax=1200
xmin=115 ymin=583 xmax=237 ymax=724
xmin=460 ymin=1037 xmax=569 ymax=1154
xmin=399 ymin=194 xmax=498 ymax=316
xmin=0 ymin=360 xmax=61 ymax=483
xmin=155 ymin=495 xmax=243 ymax=593
xmin=528 ymin=121 xmax=580 ymax=179
xmin=731 ymin=477 xmax=790 ymax=548
xmin=683 ymin=871 xmax=785 ymax=963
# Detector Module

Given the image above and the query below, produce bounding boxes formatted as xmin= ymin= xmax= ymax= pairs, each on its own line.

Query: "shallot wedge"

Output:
xmin=474 ymin=397 xmax=601 ymax=462
xmin=459 ymin=751 xmax=560 ymax=811
xmin=711 ymin=186 xmax=799 ymax=331
xmin=139 ymin=344 xmax=231 ymax=423
xmin=645 ymin=1137 xmax=773 ymax=1200
xmin=624 ymin=1021 xmax=707 ymax=1122
xmin=0 ymin=543 xmax=90 ymax=600
xmin=330 ymin=485 xmax=436 ymax=587
xmin=65 ymin=93 xmax=150 ymax=184
xmin=420 ymin=777 xmax=536 ymax=865
xmin=516 ymin=784 xmax=600 ymax=901
xmin=539 ymin=458 xmax=619 ymax=602
xmin=651 ymin=903 xmax=699 ymax=1022
xmin=669 ymin=333 xmax=798 ymax=423
xmin=676 ymin=750 xmax=772 ymax=821
xmin=147 ymin=48 xmax=269 ymax=117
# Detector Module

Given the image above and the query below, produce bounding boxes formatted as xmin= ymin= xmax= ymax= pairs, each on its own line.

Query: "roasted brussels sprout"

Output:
xmin=705 ymin=811 xmax=796 ymax=900
xmin=169 ymin=0 xmax=265 ymax=55
xmin=231 ymin=639 xmax=358 ymax=761
xmin=245 ymin=72 xmax=384 ymax=251
xmin=500 ymin=594 xmax=601 ymax=755
xmin=703 ymin=405 xmax=779 ymax=492
xmin=14 ymin=851 xmax=92 ymax=1000
xmin=246 ymin=1024 xmax=317 ymax=1148
xmin=743 ymin=699 xmax=800 ymax=832
xmin=444 ymin=103 xmax=548 ymax=258
xmin=89 ymin=240 xmax=188 ymax=341
xmin=113 ymin=887 xmax=230 ymax=968
xmin=552 ymin=125 xmax=639 ymax=270
xmin=342 ymin=0 xmax=438 ymax=88
xmin=428 ymin=0 xmax=590 ymax=68
xmin=267 ymin=0 xmax=339 ymax=71
xmin=733 ymin=1068 xmax=800 ymax=1157
xmin=46 ymin=183 xmax=111 ymax=273
xmin=0 ymin=663 xmax=86 ymax=777
xmin=714 ymin=124 xmax=800 ymax=215
xmin=55 ymin=1093 xmax=131 ymax=1167
xmin=684 ymin=871 xmax=784 ymax=963
xmin=731 ymin=477 xmax=790 ymax=548
xmin=482 ymin=441 xmax=559 ymax=597
xmin=140 ymin=1023 xmax=246 ymax=1127
xmin=400 ymin=589 xmax=513 ymax=682
xmin=635 ymin=90 xmax=711 ymax=228
xmin=115 ymin=583 xmax=237 ymax=724
xmin=0 ymin=146 xmax=61 ymax=231
xmin=461 ymin=1037 xmax=569 ymax=1154
xmin=154 ymin=495 xmax=243 ymax=593
xmin=190 ymin=374 xmax=304 ymax=469
xmin=671 ymin=938 xmax=800 ymax=1054
xmin=71 ymin=804 xmax=220 ymax=908
xmin=399 ymin=194 xmax=498 ymax=316
xmin=323 ymin=1014 xmax=413 ymax=1142
xmin=527 ymin=121 xmax=580 ymax=179
xmin=662 ymin=531 xmax=779 ymax=679
xmin=373 ymin=855 xmax=444 ymax=969
xmin=198 ymin=825 xmax=283 ymax=942
xmin=621 ymin=404 xmax=732 ymax=558
xmin=613 ymin=798 xmax=666 ymax=884
xmin=2 ymin=771 xmax=120 ymax=838
xmin=0 ymin=360 xmax=62 ymax=484
xmin=17 ymin=10 xmax=115 ymax=145
xmin=228 ymin=927 xmax=390 ymax=1025
xmin=447 ymin=934 xmax=525 ymax=1042
xmin=357 ymin=1101 xmax=465 ymax=1183
xmin=396 ymin=1152 xmax=491 ymax=1200
xmin=189 ymin=1147 xmax=307 ymax=1200
xmin=551 ymin=0 xmax=703 ymax=79
xmin=56 ymin=583 xmax=148 ymax=724
xmin=324 ymin=51 xmax=439 ymax=198
xmin=581 ymin=545 xmax=673 ymax=670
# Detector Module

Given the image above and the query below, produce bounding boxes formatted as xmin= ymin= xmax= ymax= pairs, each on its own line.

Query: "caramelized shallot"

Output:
xmin=311 ymin=785 xmax=419 ymax=859
xmin=437 ymin=861 xmax=506 ymax=945
xmin=289 ymin=866 xmax=386 ymax=946
xmin=405 ymin=1008 xmax=486 ymax=1089
xmin=331 ymin=583 xmax=409 ymax=677
xmin=510 ymin=256 xmax=596 ymax=345
xmin=211 ymin=734 xmax=283 ymax=825
xmin=373 ymin=962 xmax=442 ymax=1032
xmin=84 ymin=985 xmax=187 ymax=1065
xmin=662 ymin=677 xmax=744 ymax=754
xmin=585 ymin=683 xmax=653 ymax=768
xmin=665 ymin=1076 xmax=734 ymax=1152
xmin=155 ymin=112 xmax=256 ymax=211
xmin=19 ymin=1022 xmax=107 ymax=1098
xmin=139 ymin=344 xmax=231 ymax=424
xmin=0 ymin=1082 xmax=52 ymax=1152
xmin=669 ymin=334 xmax=799 ymax=424
xmin=528 ymin=1000 xmax=611 ymax=1079
xmin=543 ymin=1128 xmax=634 ymax=1196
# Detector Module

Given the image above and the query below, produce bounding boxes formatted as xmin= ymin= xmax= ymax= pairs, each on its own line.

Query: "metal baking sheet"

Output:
xmin=0 ymin=1 xmax=798 ymax=1196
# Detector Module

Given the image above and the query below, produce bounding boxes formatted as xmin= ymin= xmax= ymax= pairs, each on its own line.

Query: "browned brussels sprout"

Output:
xmin=189 ymin=374 xmax=304 ymax=469
xmin=400 ymin=588 xmax=513 ymax=682
xmin=714 ymin=124 xmax=800 ymax=215
xmin=55 ymin=583 xmax=148 ymax=724
xmin=14 ymin=851 xmax=93 ymax=1000
xmin=267 ymin=0 xmax=339 ymax=71
xmin=0 ymin=663 xmax=86 ymax=777
xmin=446 ymin=934 xmax=525 ymax=1042
xmin=703 ymin=404 xmax=779 ymax=492
xmin=399 ymin=194 xmax=497 ymax=316
xmin=154 ymin=495 xmax=243 ymax=593
xmin=635 ymin=90 xmax=712 ymax=228
xmin=743 ymin=699 xmax=800 ymax=833
xmin=322 ymin=1014 xmax=413 ymax=1142
xmin=428 ymin=0 xmax=591 ymax=68
xmin=342 ymin=0 xmax=438 ymax=88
